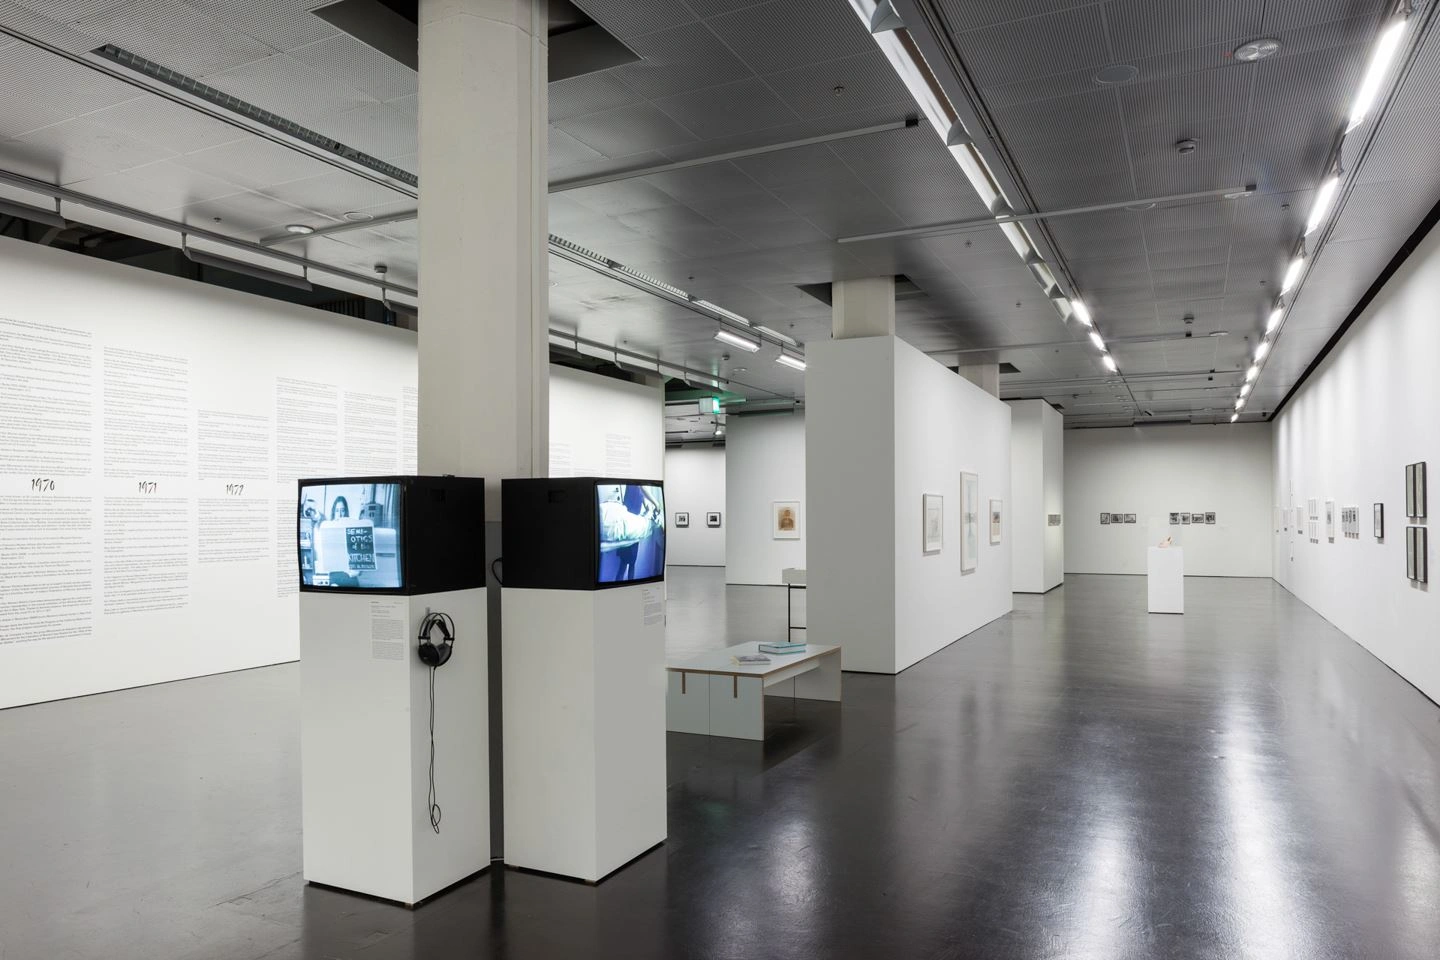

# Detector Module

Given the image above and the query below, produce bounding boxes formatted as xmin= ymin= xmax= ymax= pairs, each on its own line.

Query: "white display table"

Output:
xmin=666 ymin=642 xmax=840 ymax=741
xmin=1147 ymin=547 xmax=1184 ymax=614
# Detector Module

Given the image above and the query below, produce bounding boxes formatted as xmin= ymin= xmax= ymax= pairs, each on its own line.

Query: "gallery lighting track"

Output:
xmin=1234 ymin=0 xmax=1417 ymax=421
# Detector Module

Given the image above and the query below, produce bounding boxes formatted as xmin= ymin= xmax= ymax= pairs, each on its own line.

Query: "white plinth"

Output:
xmin=502 ymin=583 xmax=667 ymax=882
xmin=299 ymin=588 xmax=488 ymax=905
xmin=1147 ymin=547 xmax=1184 ymax=614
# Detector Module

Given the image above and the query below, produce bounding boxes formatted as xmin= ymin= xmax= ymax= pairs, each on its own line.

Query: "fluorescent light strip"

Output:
xmin=1088 ymin=330 xmax=1105 ymax=351
xmin=1102 ymin=354 xmax=1118 ymax=372
xmin=1246 ymin=364 xmax=1260 ymax=382
xmin=1230 ymin=413 xmax=1240 ymax=422
xmin=715 ymin=327 xmax=761 ymax=352
xmin=1280 ymin=255 xmax=1305 ymax=294
xmin=775 ymin=353 xmax=807 ymax=371
xmin=1348 ymin=16 xmax=1409 ymax=132
xmin=1255 ymin=340 xmax=1270 ymax=361
xmin=1266 ymin=307 xmax=1283 ymax=333
xmin=1305 ymin=174 xmax=1342 ymax=235
xmin=1070 ymin=298 xmax=1093 ymax=326
xmin=694 ymin=299 xmax=751 ymax=327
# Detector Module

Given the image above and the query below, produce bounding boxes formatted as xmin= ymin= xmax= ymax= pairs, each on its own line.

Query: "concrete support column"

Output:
xmin=832 ymin=276 xmax=895 ymax=340
xmin=417 ymin=0 xmax=549 ymax=508
xmin=956 ymin=362 xmax=1000 ymax=397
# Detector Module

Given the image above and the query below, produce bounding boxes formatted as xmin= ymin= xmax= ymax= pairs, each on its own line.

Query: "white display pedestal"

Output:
xmin=502 ymin=583 xmax=667 ymax=883
xmin=1147 ymin=547 xmax=1184 ymax=614
xmin=299 ymin=589 xmax=488 ymax=905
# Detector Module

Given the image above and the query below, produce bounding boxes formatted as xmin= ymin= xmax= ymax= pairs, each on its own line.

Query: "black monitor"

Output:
xmin=502 ymin=477 xmax=665 ymax=590
xmin=297 ymin=475 xmax=486 ymax=595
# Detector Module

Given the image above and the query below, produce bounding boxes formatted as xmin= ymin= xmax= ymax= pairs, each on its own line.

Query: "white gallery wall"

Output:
xmin=0 ymin=236 xmax=417 ymax=709
xmin=548 ymin=366 xmax=663 ymax=481
xmin=1273 ymin=221 xmax=1440 ymax=704
xmin=1007 ymin=399 xmax=1064 ymax=593
xmin=664 ymin=446 xmax=726 ymax=566
xmin=1064 ymin=423 xmax=1273 ymax=577
xmin=725 ymin=412 xmax=806 ymax=585
xmin=807 ymin=336 xmax=1012 ymax=673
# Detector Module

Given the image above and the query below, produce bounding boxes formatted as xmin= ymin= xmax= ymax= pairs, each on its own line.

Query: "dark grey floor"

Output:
xmin=4 ymin=571 xmax=1440 ymax=959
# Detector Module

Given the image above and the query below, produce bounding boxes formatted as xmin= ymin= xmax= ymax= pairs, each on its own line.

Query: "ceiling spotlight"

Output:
xmin=1267 ymin=307 xmax=1283 ymax=333
xmin=284 ymin=223 xmax=315 ymax=235
xmin=1233 ymin=38 xmax=1282 ymax=62
xmin=714 ymin=328 xmax=760 ymax=353
xmin=1093 ymin=63 xmax=1139 ymax=85
xmin=1102 ymin=354 xmax=1118 ymax=372
xmin=1280 ymin=254 xmax=1305 ymax=293
xmin=1070 ymin=298 xmax=1093 ymax=326
xmin=1174 ymin=138 xmax=1199 ymax=156
xmin=1255 ymin=339 xmax=1271 ymax=361
xmin=342 ymin=211 xmax=373 ymax=222
xmin=1306 ymin=173 xmax=1342 ymax=235
xmin=775 ymin=352 xmax=807 ymax=372
xmin=1246 ymin=364 xmax=1260 ymax=382
xmin=1088 ymin=330 xmax=1105 ymax=351
xmin=1348 ymin=15 xmax=1409 ymax=132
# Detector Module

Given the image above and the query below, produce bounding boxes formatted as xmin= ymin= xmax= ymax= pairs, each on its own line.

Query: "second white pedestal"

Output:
xmin=1147 ymin=547 xmax=1184 ymax=614
xmin=501 ymin=584 xmax=667 ymax=882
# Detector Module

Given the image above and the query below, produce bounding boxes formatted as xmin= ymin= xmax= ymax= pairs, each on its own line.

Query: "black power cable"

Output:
xmin=428 ymin=662 xmax=442 ymax=834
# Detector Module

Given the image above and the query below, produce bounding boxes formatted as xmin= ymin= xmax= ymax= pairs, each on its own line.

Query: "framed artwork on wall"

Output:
xmin=961 ymin=472 xmax=979 ymax=573
xmin=1406 ymin=461 xmax=1427 ymax=518
xmin=1181 ymin=513 xmax=1192 ymax=524
xmin=1406 ymin=525 xmax=1428 ymax=582
xmin=706 ymin=511 xmax=721 ymax=528
xmin=772 ymin=501 xmax=800 ymax=540
xmin=1169 ymin=512 xmax=1179 ymax=524
xmin=1374 ymin=502 xmax=1384 ymax=539
xmin=1124 ymin=513 xmax=1137 ymax=524
xmin=1100 ymin=513 xmax=1110 ymax=524
xmin=1325 ymin=500 xmax=1335 ymax=540
xmin=1111 ymin=513 xmax=1125 ymax=524
xmin=1205 ymin=512 xmax=1217 ymax=524
xmin=989 ymin=499 xmax=1003 ymax=544
xmin=923 ymin=494 xmax=943 ymax=554
xmin=675 ymin=512 xmax=690 ymax=528
xmin=1048 ymin=514 xmax=1062 ymax=526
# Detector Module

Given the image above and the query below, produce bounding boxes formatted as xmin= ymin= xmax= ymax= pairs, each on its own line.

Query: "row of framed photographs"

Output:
xmin=674 ymin=511 xmax=721 ymax=528
xmin=1099 ymin=513 xmax=1136 ymax=524
xmin=1170 ymin=512 xmax=1217 ymax=525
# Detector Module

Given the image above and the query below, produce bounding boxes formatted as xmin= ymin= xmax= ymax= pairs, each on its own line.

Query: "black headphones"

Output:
xmin=417 ymin=611 xmax=455 ymax=667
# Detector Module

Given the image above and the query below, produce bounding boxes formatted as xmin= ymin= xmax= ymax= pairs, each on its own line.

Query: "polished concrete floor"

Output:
xmin=3 ymin=570 xmax=1440 ymax=959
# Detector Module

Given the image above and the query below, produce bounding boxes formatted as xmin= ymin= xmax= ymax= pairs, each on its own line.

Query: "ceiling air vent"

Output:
xmin=92 ymin=44 xmax=417 ymax=188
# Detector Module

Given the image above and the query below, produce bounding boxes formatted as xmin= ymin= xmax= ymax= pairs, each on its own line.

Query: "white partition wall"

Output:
xmin=548 ymin=366 xmax=664 ymax=480
xmin=807 ymin=336 xmax=1013 ymax=674
xmin=1064 ymin=424 xmax=1273 ymax=577
xmin=665 ymin=446 xmax=726 ymax=566
xmin=1273 ymin=221 xmax=1440 ymax=705
xmin=726 ymin=412 xmax=806 ymax=585
xmin=1007 ymin=399 xmax=1064 ymax=593
xmin=0 ymin=236 xmax=416 ymax=710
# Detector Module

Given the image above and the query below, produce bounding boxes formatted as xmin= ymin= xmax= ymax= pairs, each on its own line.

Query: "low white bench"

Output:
xmin=665 ymin=642 xmax=840 ymax=741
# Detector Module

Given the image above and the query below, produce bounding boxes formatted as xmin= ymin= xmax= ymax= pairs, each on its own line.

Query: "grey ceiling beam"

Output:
xmin=549 ymin=117 xmax=920 ymax=193
xmin=841 ymin=186 xmax=1254 ymax=244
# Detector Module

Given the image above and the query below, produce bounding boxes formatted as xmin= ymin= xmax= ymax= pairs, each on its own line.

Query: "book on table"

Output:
xmin=757 ymin=642 xmax=806 ymax=656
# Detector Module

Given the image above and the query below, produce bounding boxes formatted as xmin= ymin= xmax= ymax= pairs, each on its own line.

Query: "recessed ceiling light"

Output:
xmin=285 ymin=223 xmax=315 ymax=235
xmin=342 ymin=211 xmax=373 ymax=222
xmin=1174 ymin=138 xmax=1199 ymax=156
xmin=1233 ymin=38 xmax=1282 ymax=62
xmin=1093 ymin=63 xmax=1139 ymax=85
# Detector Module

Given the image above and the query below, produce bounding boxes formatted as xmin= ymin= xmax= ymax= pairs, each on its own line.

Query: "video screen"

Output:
xmin=596 ymin=483 xmax=665 ymax=585
xmin=298 ymin=482 xmax=403 ymax=590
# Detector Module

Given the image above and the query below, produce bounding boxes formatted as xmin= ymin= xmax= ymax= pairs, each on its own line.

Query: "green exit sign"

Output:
xmin=699 ymin=397 xmax=720 ymax=415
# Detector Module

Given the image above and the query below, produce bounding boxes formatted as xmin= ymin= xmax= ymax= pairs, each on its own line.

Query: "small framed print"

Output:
xmin=675 ymin=512 xmax=690 ymax=528
xmin=989 ymin=499 xmax=1003 ymax=544
xmin=1205 ymin=512 xmax=1216 ymax=524
xmin=923 ymin=493 xmax=944 ymax=554
xmin=1048 ymin=514 xmax=1063 ymax=526
xmin=1100 ymin=512 xmax=1110 ymax=524
xmin=1418 ymin=526 xmax=1429 ymax=583
xmin=1374 ymin=502 xmax=1384 ymax=540
xmin=1416 ymin=462 xmax=1428 ymax=519
xmin=1169 ymin=512 xmax=1179 ymax=524
xmin=1181 ymin=513 xmax=1192 ymax=524
xmin=1124 ymin=513 xmax=1136 ymax=524
xmin=1111 ymin=513 xmax=1125 ymax=524
xmin=773 ymin=501 xmax=801 ymax=540
xmin=706 ymin=511 xmax=721 ymax=528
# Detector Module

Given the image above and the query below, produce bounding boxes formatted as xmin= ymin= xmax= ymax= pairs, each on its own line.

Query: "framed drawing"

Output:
xmin=706 ymin=511 xmax=721 ymax=528
xmin=1181 ymin=513 xmax=1192 ymax=524
xmin=1295 ymin=505 xmax=1304 ymax=528
xmin=1418 ymin=526 xmax=1429 ymax=583
xmin=1111 ymin=513 xmax=1125 ymax=524
xmin=1374 ymin=502 xmax=1384 ymax=539
xmin=1048 ymin=514 xmax=1063 ymax=526
xmin=1169 ymin=512 xmax=1179 ymax=524
xmin=1325 ymin=500 xmax=1335 ymax=540
xmin=923 ymin=494 xmax=943 ymax=554
xmin=1205 ymin=512 xmax=1217 ymax=524
xmin=772 ymin=501 xmax=800 ymax=540
xmin=1100 ymin=512 xmax=1110 ymax=524
xmin=989 ymin=499 xmax=1003 ymax=544
xmin=1413 ymin=462 xmax=1428 ymax=518
xmin=1124 ymin=513 xmax=1137 ymax=524
xmin=961 ymin=472 xmax=979 ymax=573
xmin=675 ymin=512 xmax=690 ymax=528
